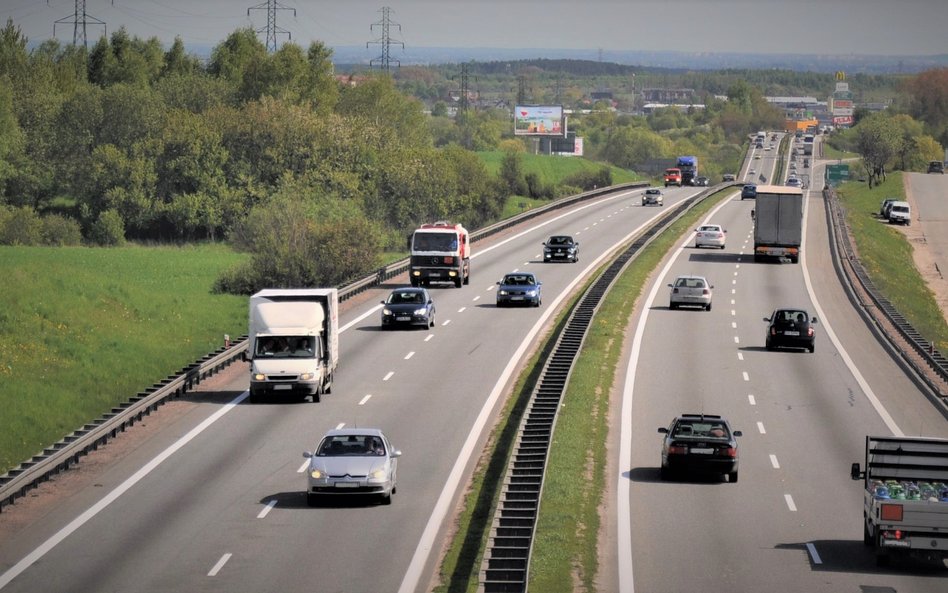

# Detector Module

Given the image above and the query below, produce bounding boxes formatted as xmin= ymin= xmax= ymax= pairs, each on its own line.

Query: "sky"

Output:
xmin=3 ymin=0 xmax=947 ymax=56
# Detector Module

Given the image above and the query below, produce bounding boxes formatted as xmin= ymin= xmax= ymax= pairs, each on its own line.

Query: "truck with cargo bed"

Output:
xmin=248 ymin=288 xmax=338 ymax=403
xmin=752 ymin=185 xmax=803 ymax=263
xmin=851 ymin=436 xmax=948 ymax=566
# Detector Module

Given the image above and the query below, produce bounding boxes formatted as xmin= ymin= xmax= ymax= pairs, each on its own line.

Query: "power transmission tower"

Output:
xmin=458 ymin=63 xmax=470 ymax=112
xmin=247 ymin=0 xmax=296 ymax=53
xmin=54 ymin=0 xmax=106 ymax=48
xmin=367 ymin=7 xmax=404 ymax=72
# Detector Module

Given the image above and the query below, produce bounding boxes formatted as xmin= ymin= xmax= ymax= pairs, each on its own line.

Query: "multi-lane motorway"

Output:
xmin=1 ymin=137 xmax=946 ymax=593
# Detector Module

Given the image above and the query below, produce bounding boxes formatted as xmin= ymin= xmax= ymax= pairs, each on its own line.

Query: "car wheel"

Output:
xmin=306 ymin=493 xmax=320 ymax=507
xmin=429 ymin=314 xmax=435 ymax=329
xmin=728 ymin=471 xmax=738 ymax=483
xmin=312 ymin=385 xmax=321 ymax=403
xmin=249 ymin=390 xmax=260 ymax=404
xmin=660 ymin=466 xmax=670 ymax=481
xmin=720 ymin=245 xmax=726 ymax=250
xmin=669 ymin=302 xmax=677 ymax=310
xmin=706 ymin=302 xmax=712 ymax=311
xmin=766 ymin=339 xmax=774 ymax=351
xmin=381 ymin=493 xmax=392 ymax=506
xmin=808 ymin=343 xmax=815 ymax=353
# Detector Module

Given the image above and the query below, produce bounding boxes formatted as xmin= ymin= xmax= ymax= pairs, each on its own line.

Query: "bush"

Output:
xmin=525 ymin=172 xmax=553 ymax=200
xmin=40 ymin=214 xmax=83 ymax=246
xmin=562 ymin=166 xmax=613 ymax=191
xmin=0 ymin=206 xmax=42 ymax=245
xmin=88 ymin=209 xmax=127 ymax=246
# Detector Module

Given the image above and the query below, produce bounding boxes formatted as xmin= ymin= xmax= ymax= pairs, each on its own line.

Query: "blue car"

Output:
xmin=496 ymin=273 xmax=542 ymax=307
xmin=741 ymin=184 xmax=757 ymax=200
xmin=381 ymin=287 xmax=436 ymax=329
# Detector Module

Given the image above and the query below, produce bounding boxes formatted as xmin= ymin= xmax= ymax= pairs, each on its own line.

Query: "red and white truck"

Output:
xmin=663 ymin=167 xmax=682 ymax=187
xmin=408 ymin=222 xmax=471 ymax=288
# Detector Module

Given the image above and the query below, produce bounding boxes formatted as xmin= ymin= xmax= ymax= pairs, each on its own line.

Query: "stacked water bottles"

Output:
xmin=872 ymin=480 xmax=948 ymax=502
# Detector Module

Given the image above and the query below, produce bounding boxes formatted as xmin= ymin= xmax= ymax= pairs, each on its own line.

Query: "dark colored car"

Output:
xmin=928 ymin=160 xmax=944 ymax=174
xmin=543 ymin=235 xmax=579 ymax=262
xmin=741 ymin=184 xmax=757 ymax=200
xmin=722 ymin=173 xmax=736 ymax=182
xmin=694 ymin=176 xmax=710 ymax=187
xmin=658 ymin=414 xmax=742 ymax=482
xmin=764 ymin=308 xmax=817 ymax=352
xmin=496 ymin=272 xmax=541 ymax=307
xmin=381 ymin=287 xmax=435 ymax=329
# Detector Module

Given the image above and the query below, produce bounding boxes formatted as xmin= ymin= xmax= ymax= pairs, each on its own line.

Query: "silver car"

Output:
xmin=303 ymin=428 xmax=401 ymax=506
xmin=694 ymin=224 xmax=726 ymax=249
xmin=668 ymin=275 xmax=713 ymax=311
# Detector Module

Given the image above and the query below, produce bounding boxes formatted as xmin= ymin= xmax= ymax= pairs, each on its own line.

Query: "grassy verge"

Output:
xmin=773 ymin=133 xmax=791 ymax=184
xmin=0 ymin=244 xmax=247 ymax=473
xmin=477 ymin=152 xmax=639 ymax=186
xmin=836 ymin=172 xmax=948 ymax=352
xmin=432 ymin=187 xmax=734 ymax=592
xmin=823 ymin=142 xmax=859 ymax=161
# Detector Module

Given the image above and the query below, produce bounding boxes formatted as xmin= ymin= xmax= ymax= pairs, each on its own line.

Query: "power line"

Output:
xmin=247 ymin=0 xmax=295 ymax=53
xmin=54 ymin=0 xmax=106 ymax=48
xmin=367 ymin=6 xmax=404 ymax=73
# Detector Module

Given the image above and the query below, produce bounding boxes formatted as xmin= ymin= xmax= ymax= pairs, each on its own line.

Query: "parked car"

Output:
xmin=496 ymin=272 xmax=542 ymax=307
xmin=880 ymin=198 xmax=897 ymax=219
xmin=928 ymin=160 xmax=945 ymax=174
xmin=741 ymin=184 xmax=757 ymax=200
xmin=668 ymin=275 xmax=713 ymax=311
xmin=764 ymin=308 xmax=817 ymax=352
xmin=694 ymin=176 xmax=710 ymax=187
xmin=695 ymin=224 xmax=726 ymax=249
xmin=642 ymin=188 xmax=664 ymax=206
xmin=381 ymin=287 xmax=435 ymax=329
xmin=887 ymin=201 xmax=911 ymax=225
xmin=658 ymin=414 xmax=742 ymax=482
xmin=722 ymin=173 xmax=736 ymax=182
xmin=303 ymin=428 xmax=401 ymax=506
xmin=543 ymin=235 xmax=579 ymax=262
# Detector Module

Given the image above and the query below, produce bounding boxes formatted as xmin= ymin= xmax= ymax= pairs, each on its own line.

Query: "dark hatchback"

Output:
xmin=658 ymin=414 xmax=742 ymax=482
xmin=543 ymin=235 xmax=579 ymax=262
xmin=741 ymin=184 xmax=757 ymax=200
xmin=764 ymin=308 xmax=816 ymax=352
xmin=380 ymin=287 xmax=435 ymax=329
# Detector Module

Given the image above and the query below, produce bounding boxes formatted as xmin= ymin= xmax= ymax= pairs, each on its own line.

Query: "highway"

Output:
xmin=619 ymin=137 xmax=948 ymax=592
xmin=0 ymin=179 xmax=705 ymax=592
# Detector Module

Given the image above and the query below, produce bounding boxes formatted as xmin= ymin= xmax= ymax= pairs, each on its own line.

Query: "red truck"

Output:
xmin=663 ymin=167 xmax=682 ymax=187
xmin=409 ymin=222 xmax=471 ymax=288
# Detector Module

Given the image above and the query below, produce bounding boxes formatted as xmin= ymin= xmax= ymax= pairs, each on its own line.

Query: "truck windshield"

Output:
xmin=413 ymin=232 xmax=458 ymax=252
xmin=255 ymin=336 xmax=317 ymax=358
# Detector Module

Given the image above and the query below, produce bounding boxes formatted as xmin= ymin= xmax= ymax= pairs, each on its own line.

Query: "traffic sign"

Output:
xmin=826 ymin=164 xmax=849 ymax=185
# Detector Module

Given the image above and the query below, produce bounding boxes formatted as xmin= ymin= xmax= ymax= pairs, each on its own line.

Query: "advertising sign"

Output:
xmin=833 ymin=99 xmax=853 ymax=109
xmin=833 ymin=115 xmax=854 ymax=126
xmin=833 ymin=108 xmax=854 ymax=116
xmin=515 ymin=105 xmax=564 ymax=136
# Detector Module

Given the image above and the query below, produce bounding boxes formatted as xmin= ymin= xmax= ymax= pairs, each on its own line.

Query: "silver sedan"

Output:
xmin=303 ymin=428 xmax=401 ymax=506
xmin=668 ymin=275 xmax=713 ymax=311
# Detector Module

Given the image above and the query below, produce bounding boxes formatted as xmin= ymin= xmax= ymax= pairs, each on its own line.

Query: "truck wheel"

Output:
xmin=410 ymin=277 xmax=419 ymax=287
xmin=312 ymin=386 xmax=321 ymax=403
xmin=454 ymin=275 xmax=462 ymax=288
xmin=863 ymin=520 xmax=873 ymax=546
xmin=464 ymin=270 xmax=470 ymax=285
xmin=875 ymin=552 xmax=890 ymax=567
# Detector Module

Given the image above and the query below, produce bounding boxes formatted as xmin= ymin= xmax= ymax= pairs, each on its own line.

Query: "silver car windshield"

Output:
xmin=317 ymin=435 xmax=386 ymax=456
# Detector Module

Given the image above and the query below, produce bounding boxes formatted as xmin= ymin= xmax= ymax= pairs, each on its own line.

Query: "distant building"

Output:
xmin=590 ymin=89 xmax=614 ymax=101
xmin=642 ymin=103 xmax=704 ymax=114
xmin=642 ymin=88 xmax=695 ymax=103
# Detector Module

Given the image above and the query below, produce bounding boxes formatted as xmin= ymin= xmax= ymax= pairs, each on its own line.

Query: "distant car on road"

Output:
xmin=668 ymin=275 xmax=713 ymax=311
xmin=543 ymin=235 xmax=579 ymax=262
xmin=496 ymin=272 xmax=542 ymax=307
xmin=658 ymin=414 xmax=742 ymax=482
xmin=381 ymin=287 xmax=435 ymax=330
xmin=786 ymin=177 xmax=802 ymax=188
xmin=764 ymin=308 xmax=817 ymax=352
xmin=928 ymin=160 xmax=945 ymax=174
xmin=303 ymin=428 xmax=401 ymax=506
xmin=741 ymin=184 xmax=757 ymax=200
xmin=695 ymin=224 xmax=726 ymax=249
xmin=642 ymin=188 xmax=664 ymax=206
xmin=693 ymin=176 xmax=710 ymax=187
xmin=722 ymin=173 xmax=736 ymax=182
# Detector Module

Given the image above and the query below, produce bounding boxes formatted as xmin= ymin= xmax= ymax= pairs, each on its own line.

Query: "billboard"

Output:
xmin=515 ymin=105 xmax=564 ymax=136
xmin=833 ymin=115 xmax=854 ymax=126
xmin=833 ymin=99 xmax=853 ymax=109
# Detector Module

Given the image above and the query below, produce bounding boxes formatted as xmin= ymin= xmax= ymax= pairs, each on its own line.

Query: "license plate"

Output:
xmin=396 ymin=316 xmax=410 ymax=321
xmin=335 ymin=482 xmax=359 ymax=488
xmin=690 ymin=448 xmax=713 ymax=454
xmin=784 ymin=331 xmax=800 ymax=336
xmin=274 ymin=384 xmax=292 ymax=391
xmin=429 ymin=272 xmax=441 ymax=277
xmin=511 ymin=296 xmax=524 ymax=301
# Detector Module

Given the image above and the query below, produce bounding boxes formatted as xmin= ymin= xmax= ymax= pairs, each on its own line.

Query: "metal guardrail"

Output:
xmin=824 ymin=188 xmax=948 ymax=407
xmin=479 ymin=186 xmax=721 ymax=593
xmin=0 ymin=181 xmax=649 ymax=511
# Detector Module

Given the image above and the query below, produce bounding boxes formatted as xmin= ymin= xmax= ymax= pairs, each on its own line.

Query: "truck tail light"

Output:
xmin=881 ymin=529 xmax=903 ymax=540
xmin=880 ymin=503 xmax=904 ymax=522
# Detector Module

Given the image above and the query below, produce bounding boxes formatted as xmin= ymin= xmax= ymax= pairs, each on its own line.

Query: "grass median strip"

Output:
xmin=433 ymin=187 xmax=733 ymax=592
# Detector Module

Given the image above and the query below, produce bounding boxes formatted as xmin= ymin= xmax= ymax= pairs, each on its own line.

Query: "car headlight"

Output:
xmin=368 ymin=468 xmax=387 ymax=481
xmin=498 ymin=290 xmax=508 ymax=296
xmin=253 ymin=373 xmax=266 ymax=381
xmin=382 ymin=308 xmax=392 ymax=316
xmin=544 ymin=248 xmax=551 ymax=253
xmin=310 ymin=468 xmax=326 ymax=479
xmin=414 ymin=307 xmax=428 ymax=315
xmin=299 ymin=372 xmax=315 ymax=381
xmin=526 ymin=290 xmax=537 ymax=297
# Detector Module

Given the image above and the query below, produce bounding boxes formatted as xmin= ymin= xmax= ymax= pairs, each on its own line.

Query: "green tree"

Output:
xmin=854 ymin=113 xmax=899 ymax=187
xmin=336 ymin=76 xmax=430 ymax=149
xmin=162 ymin=37 xmax=200 ymax=78
xmin=208 ymin=29 xmax=267 ymax=98
xmin=500 ymin=149 xmax=527 ymax=196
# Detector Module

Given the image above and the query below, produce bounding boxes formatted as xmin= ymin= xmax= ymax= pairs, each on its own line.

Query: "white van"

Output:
xmin=887 ymin=201 xmax=911 ymax=225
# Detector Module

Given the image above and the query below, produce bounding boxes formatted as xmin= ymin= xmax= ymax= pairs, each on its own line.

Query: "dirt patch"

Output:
xmin=901 ymin=175 xmax=948 ymax=319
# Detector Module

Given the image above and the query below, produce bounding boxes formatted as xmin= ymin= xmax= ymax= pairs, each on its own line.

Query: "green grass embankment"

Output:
xmin=836 ymin=173 xmax=948 ymax=353
xmin=433 ymin=186 xmax=735 ymax=592
xmin=0 ymin=244 xmax=247 ymax=473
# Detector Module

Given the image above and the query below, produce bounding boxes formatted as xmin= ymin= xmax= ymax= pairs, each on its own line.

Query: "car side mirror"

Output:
xmin=851 ymin=462 xmax=863 ymax=480
xmin=391 ymin=450 xmax=402 ymax=458
xmin=811 ymin=317 xmax=818 ymax=324
xmin=303 ymin=451 xmax=313 ymax=458
xmin=380 ymin=300 xmax=385 ymax=305
xmin=667 ymin=284 xmax=673 ymax=288
xmin=709 ymin=285 xmax=714 ymax=289
xmin=542 ymin=242 xmax=547 ymax=247
xmin=733 ymin=430 xmax=743 ymax=437
xmin=537 ymin=282 xmax=542 ymax=286
xmin=496 ymin=281 xmax=501 ymax=285
xmin=657 ymin=427 xmax=668 ymax=434
xmin=763 ymin=317 xmax=770 ymax=322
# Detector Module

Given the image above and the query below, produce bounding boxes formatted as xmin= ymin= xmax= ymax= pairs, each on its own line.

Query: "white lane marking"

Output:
xmin=731 ymin=300 xmax=735 ymax=305
xmin=734 ymin=271 xmax=738 ymax=276
xmin=785 ymin=494 xmax=797 ymax=512
xmin=404 ymin=352 xmax=415 ymax=360
xmin=358 ymin=394 xmax=372 ymax=406
xmin=731 ymin=289 xmax=736 ymax=294
xmin=731 ymin=309 xmax=736 ymax=316
xmin=458 ymin=307 xmax=466 ymax=313
xmin=208 ymin=553 xmax=232 ymax=577
xmin=757 ymin=421 xmax=766 ymax=434
xmin=732 ymin=279 xmax=737 ymax=285
xmin=592 ymin=222 xmax=598 ymax=226
xmin=257 ymin=500 xmax=277 ymax=519
xmin=473 ymin=295 xmax=480 ymax=302
xmin=400 ymin=187 xmax=702 ymax=593
xmin=383 ymin=371 xmax=394 ymax=381
xmin=806 ymin=543 xmax=823 ymax=565
xmin=297 ymin=460 xmax=309 ymax=473
xmin=584 ymin=226 xmax=590 ymax=231
xmin=735 ymin=264 xmax=740 ymax=269
xmin=742 ymin=371 xmax=749 ymax=381
xmin=524 ymin=262 xmax=531 ymax=266
xmin=424 ymin=335 xmax=434 ymax=342
xmin=737 ymin=352 xmax=744 ymax=361
xmin=770 ymin=454 xmax=780 ymax=469
xmin=731 ymin=322 xmax=737 ymax=329
xmin=442 ymin=319 xmax=451 ymax=326
xmin=487 ymin=285 xmax=495 ymax=291
xmin=512 ymin=268 xmax=519 ymax=273
xmin=616 ymin=189 xmax=734 ymax=593
xmin=798 ymin=186 xmax=903 ymax=436
xmin=748 ymin=394 xmax=756 ymax=405
xmin=0 ymin=391 xmax=251 ymax=589
xmin=335 ymin=422 xmax=346 ymax=430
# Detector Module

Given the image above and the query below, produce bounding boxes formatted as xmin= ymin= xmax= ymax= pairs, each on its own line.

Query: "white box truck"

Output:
xmin=752 ymin=185 xmax=804 ymax=263
xmin=851 ymin=436 xmax=948 ymax=566
xmin=248 ymin=288 xmax=338 ymax=403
